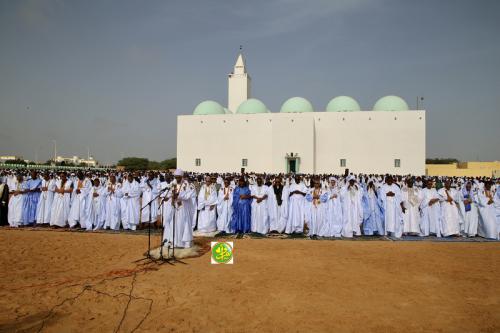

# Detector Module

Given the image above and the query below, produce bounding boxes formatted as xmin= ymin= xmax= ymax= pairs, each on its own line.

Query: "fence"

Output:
xmin=0 ymin=163 xmax=111 ymax=171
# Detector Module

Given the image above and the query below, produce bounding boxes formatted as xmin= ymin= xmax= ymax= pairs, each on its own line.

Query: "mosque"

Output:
xmin=177 ymin=53 xmax=426 ymax=175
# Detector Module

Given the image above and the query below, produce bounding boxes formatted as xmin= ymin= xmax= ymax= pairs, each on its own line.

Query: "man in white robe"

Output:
xmin=140 ymin=171 xmax=159 ymax=226
xmin=477 ymin=181 xmax=499 ymax=240
xmin=495 ymin=184 xmax=500 ymax=230
xmin=159 ymin=175 xmax=172 ymax=227
xmin=50 ymin=172 xmax=73 ymax=228
xmin=327 ymin=178 xmax=343 ymax=237
xmin=162 ymin=169 xmax=195 ymax=248
xmin=250 ymin=177 xmax=270 ymax=235
xmin=216 ymin=178 xmax=234 ymax=233
xmin=458 ymin=181 xmax=479 ymax=237
xmin=121 ymin=173 xmax=141 ymax=230
xmin=285 ymin=175 xmax=307 ymax=234
xmin=401 ymin=178 xmax=423 ymax=235
xmin=104 ymin=175 xmax=122 ymax=230
xmin=197 ymin=176 xmax=218 ymax=233
xmin=8 ymin=174 xmax=24 ymax=227
xmin=267 ymin=177 xmax=286 ymax=233
xmin=36 ymin=173 xmax=56 ymax=225
xmin=90 ymin=178 xmax=107 ymax=230
xmin=340 ymin=176 xmax=364 ymax=238
xmin=378 ymin=176 xmax=403 ymax=238
xmin=437 ymin=180 xmax=461 ymax=237
xmin=305 ymin=178 xmax=329 ymax=238
xmin=420 ymin=179 xmax=441 ymax=236
xmin=68 ymin=171 xmax=92 ymax=229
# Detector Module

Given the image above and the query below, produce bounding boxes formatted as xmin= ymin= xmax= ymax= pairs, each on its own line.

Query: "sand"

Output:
xmin=0 ymin=228 xmax=499 ymax=333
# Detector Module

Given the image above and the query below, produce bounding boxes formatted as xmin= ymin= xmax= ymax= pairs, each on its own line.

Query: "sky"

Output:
xmin=0 ymin=0 xmax=499 ymax=165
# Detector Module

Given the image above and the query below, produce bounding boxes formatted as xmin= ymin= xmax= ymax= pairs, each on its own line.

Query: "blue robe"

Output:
xmin=362 ymin=191 xmax=384 ymax=235
xmin=22 ymin=178 xmax=42 ymax=224
xmin=231 ymin=186 xmax=252 ymax=233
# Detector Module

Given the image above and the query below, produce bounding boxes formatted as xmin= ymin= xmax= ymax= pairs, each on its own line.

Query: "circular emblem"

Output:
xmin=211 ymin=242 xmax=233 ymax=264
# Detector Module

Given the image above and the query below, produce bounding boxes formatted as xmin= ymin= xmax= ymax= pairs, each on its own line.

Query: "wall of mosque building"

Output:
xmin=177 ymin=110 xmax=426 ymax=175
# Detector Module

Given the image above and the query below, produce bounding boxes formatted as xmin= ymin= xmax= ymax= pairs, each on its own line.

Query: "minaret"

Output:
xmin=228 ymin=52 xmax=251 ymax=113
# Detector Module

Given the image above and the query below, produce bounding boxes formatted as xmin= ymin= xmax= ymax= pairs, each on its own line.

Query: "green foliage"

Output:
xmin=5 ymin=159 xmax=26 ymax=165
xmin=425 ymin=158 xmax=459 ymax=164
xmin=148 ymin=160 xmax=161 ymax=170
xmin=117 ymin=157 xmax=176 ymax=171
xmin=117 ymin=157 xmax=149 ymax=171
xmin=160 ymin=158 xmax=177 ymax=170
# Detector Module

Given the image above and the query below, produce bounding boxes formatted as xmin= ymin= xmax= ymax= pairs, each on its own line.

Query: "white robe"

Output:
xmin=50 ymin=179 xmax=73 ymax=227
xmin=477 ymin=189 xmax=499 ymax=240
xmin=496 ymin=190 xmax=500 ymax=231
xmin=159 ymin=181 xmax=172 ymax=227
xmin=250 ymin=185 xmax=270 ymax=234
xmin=90 ymin=186 xmax=107 ymax=230
xmin=121 ymin=180 xmax=141 ymax=230
xmin=104 ymin=182 xmax=122 ymax=230
xmin=267 ymin=185 xmax=286 ymax=233
xmin=401 ymin=186 xmax=423 ymax=234
xmin=379 ymin=184 xmax=403 ymax=238
xmin=141 ymin=178 xmax=159 ymax=223
xmin=68 ymin=178 xmax=92 ymax=229
xmin=420 ymin=188 xmax=441 ymax=236
xmin=197 ymin=184 xmax=218 ymax=233
xmin=8 ymin=180 xmax=24 ymax=227
xmin=305 ymin=188 xmax=329 ymax=237
xmin=437 ymin=188 xmax=461 ymax=237
xmin=458 ymin=189 xmax=479 ymax=237
xmin=36 ymin=179 xmax=56 ymax=224
xmin=340 ymin=185 xmax=364 ymax=237
xmin=216 ymin=186 xmax=234 ymax=233
xmin=162 ymin=180 xmax=195 ymax=248
xmin=285 ymin=182 xmax=307 ymax=234
xmin=327 ymin=187 xmax=343 ymax=237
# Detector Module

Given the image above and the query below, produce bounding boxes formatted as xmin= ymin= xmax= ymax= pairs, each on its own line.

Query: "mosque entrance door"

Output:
xmin=285 ymin=153 xmax=300 ymax=173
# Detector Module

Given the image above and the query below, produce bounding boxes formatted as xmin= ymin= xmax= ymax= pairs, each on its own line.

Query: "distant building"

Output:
xmin=177 ymin=53 xmax=426 ymax=175
xmin=426 ymin=161 xmax=500 ymax=178
xmin=0 ymin=155 xmax=23 ymax=163
xmin=55 ymin=155 xmax=97 ymax=167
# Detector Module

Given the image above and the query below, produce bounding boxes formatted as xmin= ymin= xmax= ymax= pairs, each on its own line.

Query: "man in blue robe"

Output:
xmin=22 ymin=170 xmax=42 ymax=225
xmin=231 ymin=177 xmax=252 ymax=234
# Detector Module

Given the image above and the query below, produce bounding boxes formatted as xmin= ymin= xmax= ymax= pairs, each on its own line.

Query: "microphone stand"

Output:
xmin=141 ymin=185 xmax=168 ymax=259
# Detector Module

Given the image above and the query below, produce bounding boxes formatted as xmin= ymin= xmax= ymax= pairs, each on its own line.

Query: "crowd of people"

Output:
xmin=0 ymin=168 xmax=499 ymax=249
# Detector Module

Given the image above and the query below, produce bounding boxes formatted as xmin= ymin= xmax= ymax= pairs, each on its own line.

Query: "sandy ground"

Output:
xmin=0 ymin=229 xmax=499 ymax=333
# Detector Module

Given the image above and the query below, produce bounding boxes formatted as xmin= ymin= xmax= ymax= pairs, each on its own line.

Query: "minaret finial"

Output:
xmin=239 ymin=45 xmax=242 ymax=51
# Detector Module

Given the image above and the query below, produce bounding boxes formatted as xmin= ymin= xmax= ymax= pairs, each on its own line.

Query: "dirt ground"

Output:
xmin=0 ymin=229 xmax=499 ymax=333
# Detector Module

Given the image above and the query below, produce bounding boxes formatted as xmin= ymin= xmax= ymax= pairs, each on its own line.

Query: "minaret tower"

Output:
xmin=228 ymin=49 xmax=251 ymax=113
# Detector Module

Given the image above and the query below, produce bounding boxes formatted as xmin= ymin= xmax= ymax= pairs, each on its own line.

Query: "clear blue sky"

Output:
xmin=0 ymin=0 xmax=499 ymax=164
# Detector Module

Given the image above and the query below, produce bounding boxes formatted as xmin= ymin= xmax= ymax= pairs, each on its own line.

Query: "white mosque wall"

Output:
xmin=177 ymin=111 xmax=425 ymax=175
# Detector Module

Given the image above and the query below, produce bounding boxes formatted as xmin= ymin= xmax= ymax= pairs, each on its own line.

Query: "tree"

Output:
xmin=148 ymin=160 xmax=161 ymax=170
xmin=4 ymin=159 xmax=26 ymax=166
xmin=117 ymin=157 xmax=149 ymax=171
xmin=160 ymin=158 xmax=177 ymax=170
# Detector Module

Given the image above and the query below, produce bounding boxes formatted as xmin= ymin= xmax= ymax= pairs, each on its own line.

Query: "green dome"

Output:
xmin=193 ymin=100 xmax=225 ymax=115
xmin=326 ymin=96 xmax=361 ymax=112
xmin=280 ymin=97 xmax=314 ymax=113
xmin=236 ymin=98 xmax=268 ymax=114
xmin=373 ymin=95 xmax=409 ymax=111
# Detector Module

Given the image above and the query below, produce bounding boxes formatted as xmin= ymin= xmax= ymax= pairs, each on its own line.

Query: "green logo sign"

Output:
xmin=211 ymin=241 xmax=233 ymax=264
